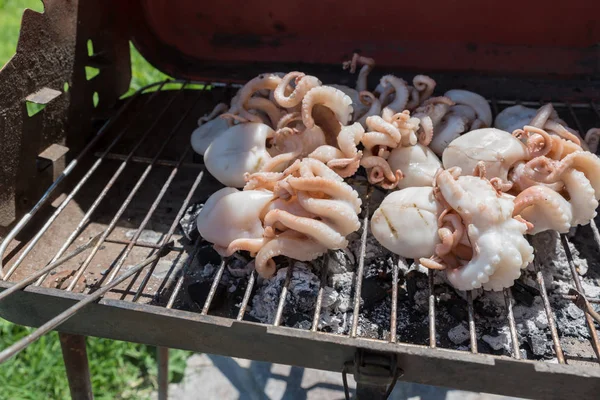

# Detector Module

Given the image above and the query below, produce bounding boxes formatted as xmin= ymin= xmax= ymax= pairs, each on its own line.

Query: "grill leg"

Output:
xmin=356 ymin=382 xmax=389 ymax=399
xmin=59 ymin=333 xmax=93 ymax=400
xmin=157 ymin=347 xmax=169 ymax=400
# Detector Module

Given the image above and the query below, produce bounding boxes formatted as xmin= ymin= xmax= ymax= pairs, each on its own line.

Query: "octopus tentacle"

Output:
xmin=391 ymin=111 xmax=420 ymax=146
xmin=544 ymin=120 xmax=582 ymax=146
xmin=365 ymin=115 xmax=402 ymax=143
xmin=246 ymin=97 xmax=283 ymax=127
xmin=562 ymin=169 xmax=598 ymax=225
xmin=444 ymin=89 xmax=492 ymax=127
xmin=526 ymin=151 xmax=600 ymax=198
xmin=326 ymin=152 xmax=362 ymax=178
xmin=413 ymin=75 xmax=436 ymax=103
xmin=302 ymin=86 xmax=353 ymax=129
xmin=337 ymin=122 xmax=365 ymax=157
xmin=361 ymin=132 xmax=399 ymax=150
xmin=419 ymin=256 xmax=448 ymax=270
xmin=379 ymin=75 xmax=410 ymax=121
xmin=274 ymin=72 xmax=321 ymax=108
xmin=296 ymin=191 xmax=360 ymax=235
xmin=276 ymin=112 xmax=302 ymax=130
xmin=513 ymin=186 xmax=572 ymax=234
xmin=361 ymin=155 xmax=403 ymax=189
xmin=343 ymin=53 xmax=375 ymax=92
xmin=286 ymin=177 xmax=362 ymax=211
xmin=585 ymin=128 xmax=600 ymax=154
xmin=217 ymin=238 xmax=266 ymax=257
xmin=198 ymin=103 xmax=228 ymax=124
xmin=264 ymin=209 xmax=347 ymax=249
xmin=231 ymin=73 xmax=283 ymax=115
xmin=417 ymin=115 xmax=434 ymax=146
xmin=512 ymin=125 xmax=553 ymax=159
xmin=529 ymin=103 xmax=555 ymax=128
xmin=254 ymin=232 xmax=327 ymax=278
xmin=357 ymin=91 xmax=382 ymax=128
xmin=244 ymin=171 xmax=285 ymax=191
xmin=405 ymin=86 xmax=420 ymax=110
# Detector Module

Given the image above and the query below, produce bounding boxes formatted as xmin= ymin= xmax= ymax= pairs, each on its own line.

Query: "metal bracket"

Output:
xmin=342 ymin=349 xmax=403 ymax=400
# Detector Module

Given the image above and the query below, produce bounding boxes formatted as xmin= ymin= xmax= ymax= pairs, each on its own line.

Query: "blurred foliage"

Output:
xmin=0 ymin=1 xmax=187 ymax=399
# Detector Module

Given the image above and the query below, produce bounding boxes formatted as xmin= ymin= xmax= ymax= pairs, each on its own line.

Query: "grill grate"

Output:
xmin=1 ymin=80 xmax=600 ymax=396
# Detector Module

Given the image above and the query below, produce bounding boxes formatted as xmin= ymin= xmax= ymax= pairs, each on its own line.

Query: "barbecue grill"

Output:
xmin=1 ymin=1 xmax=600 ymax=399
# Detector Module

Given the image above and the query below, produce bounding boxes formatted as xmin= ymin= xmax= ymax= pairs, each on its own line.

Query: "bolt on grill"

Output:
xmin=1 ymin=81 xmax=600 ymax=399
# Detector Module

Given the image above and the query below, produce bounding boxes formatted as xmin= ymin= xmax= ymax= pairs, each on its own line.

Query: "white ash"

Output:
xmin=482 ymin=326 xmax=511 ymax=352
xmin=448 ymin=324 xmax=470 ymax=345
xmin=249 ymin=262 xmax=320 ymax=324
xmin=183 ymin=212 xmax=600 ymax=362
xmin=125 ymin=229 xmax=163 ymax=244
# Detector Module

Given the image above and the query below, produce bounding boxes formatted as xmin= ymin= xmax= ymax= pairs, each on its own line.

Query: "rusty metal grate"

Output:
xmin=1 ymin=80 xmax=600 ymax=398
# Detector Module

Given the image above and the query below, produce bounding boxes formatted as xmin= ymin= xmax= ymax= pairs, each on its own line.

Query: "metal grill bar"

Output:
xmin=351 ymin=201 xmax=370 ymax=338
xmin=94 ymin=153 xmax=203 ymax=169
xmin=237 ymin=271 xmax=256 ymax=321
xmin=503 ymin=288 xmax=521 ymax=359
xmin=30 ymin=83 xmax=178 ymax=286
xmin=0 ymin=235 xmax=100 ymax=303
xmin=202 ymin=260 xmax=226 ymax=315
xmin=466 ymin=291 xmax=478 ymax=353
xmin=0 ymin=81 xmax=165 ymax=279
xmin=311 ymin=255 xmax=329 ymax=332
xmin=533 ymin=253 xmax=566 ymax=363
xmin=428 ymin=270 xmax=436 ymax=348
xmin=104 ymin=238 xmax=184 ymax=252
xmin=166 ymin=238 xmax=202 ymax=309
xmin=1 ymin=82 xmax=169 ymax=281
xmin=0 ymin=250 xmax=169 ymax=363
xmin=131 ymin=167 xmax=206 ymax=302
xmin=62 ymin=85 xmax=188 ymax=291
xmin=389 ymin=257 xmax=400 ymax=343
xmin=274 ymin=262 xmax=295 ymax=326
xmin=562 ymin=294 xmax=600 ymax=304
xmin=560 ymin=234 xmax=600 ymax=361
xmin=103 ymin=93 xmax=201 ymax=284
xmin=2 ymin=78 xmax=600 ymax=395
xmin=494 ymin=100 xmax=594 ymax=108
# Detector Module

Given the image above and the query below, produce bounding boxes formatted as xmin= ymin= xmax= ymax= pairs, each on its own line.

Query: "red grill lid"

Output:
xmin=128 ymin=0 xmax=600 ymax=82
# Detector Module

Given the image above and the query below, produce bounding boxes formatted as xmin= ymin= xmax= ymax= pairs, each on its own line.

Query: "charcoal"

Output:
xmin=448 ymin=324 xmax=470 ymax=345
xmin=511 ymin=281 xmax=540 ymax=307
xmin=360 ymin=278 xmax=388 ymax=310
xmin=183 ymin=214 xmax=600 ymax=363
xmin=188 ymin=280 xmax=226 ymax=311
xmin=482 ymin=327 xmax=510 ymax=351
xmin=249 ymin=262 xmax=319 ymax=324
xmin=179 ymin=202 xmax=204 ymax=242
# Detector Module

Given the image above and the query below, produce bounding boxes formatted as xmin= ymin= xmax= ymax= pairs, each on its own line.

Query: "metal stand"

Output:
xmin=59 ymin=333 xmax=94 ymax=400
xmin=342 ymin=350 xmax=403 ymax=400
xmin=157 ymin=347 xmax=169 ymax=400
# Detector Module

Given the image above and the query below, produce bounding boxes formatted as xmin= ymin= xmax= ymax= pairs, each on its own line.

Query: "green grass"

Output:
xmin=0 ymin=1 xmax=189 ymax=399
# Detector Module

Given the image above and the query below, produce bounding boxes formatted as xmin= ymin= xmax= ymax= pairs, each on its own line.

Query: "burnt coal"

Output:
xmin=183 ymin=221 xmax=600 ymax=364
xmin=179 ymin=202 xmax=203 ymax=242
xmin=188 ymin=280 xmax=226 ymax=311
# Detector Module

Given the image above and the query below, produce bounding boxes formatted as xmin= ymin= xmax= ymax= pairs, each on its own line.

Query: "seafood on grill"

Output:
xmin=421 ymin=167 xmax=534 ymax=291
xmin=512 ymin=151 xmax=600 ymax=231
xmin=196 ymin=158 xmax=362 ymax=278
xmin=359 ymin=111 xmax=440 ymax=189
xmin=370 ymin=186 xmax=443 ymax=259
xmin=190 ymin=103 xmax=229 ymax=155
xmin=370 ymin=165 xmax=534 ymax=291
xmin=443 ymin=124 xmax=567 ymax=186
xmin=442 ymin=119 xmax=600 ymax=233
xmin=192 ymin=61 xmax=600 ymax=291
xmin=203 ymin=123 xmax=277 ymax=187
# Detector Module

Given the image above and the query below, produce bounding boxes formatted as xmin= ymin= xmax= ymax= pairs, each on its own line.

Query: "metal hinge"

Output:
xmin=342 ymin=350 xmax=404 ymax=400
